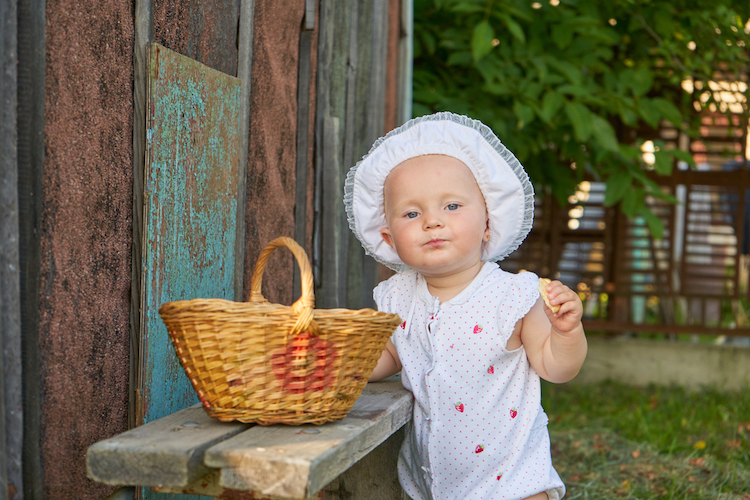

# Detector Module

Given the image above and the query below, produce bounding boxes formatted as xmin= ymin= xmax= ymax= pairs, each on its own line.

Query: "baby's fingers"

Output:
xmin=538 ymin=278 xmax=560 ymax=313
xmin=539 ymin=280 xmax=581 ymax=314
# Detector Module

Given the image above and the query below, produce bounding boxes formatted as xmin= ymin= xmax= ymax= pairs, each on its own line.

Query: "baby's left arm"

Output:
xmin=520 ymin=280 xmax=588 ymax=384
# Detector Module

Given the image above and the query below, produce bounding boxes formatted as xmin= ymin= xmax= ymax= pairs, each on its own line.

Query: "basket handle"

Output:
xmin=249 ymin=237 xmax=317 ymax=336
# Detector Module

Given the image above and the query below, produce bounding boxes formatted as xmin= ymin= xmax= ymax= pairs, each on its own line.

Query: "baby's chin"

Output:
xmin=415 ymin=258 xmax=484 ymax=277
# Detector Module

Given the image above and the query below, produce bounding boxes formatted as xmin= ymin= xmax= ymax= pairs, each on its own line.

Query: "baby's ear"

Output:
xmin=483 ymin=219 xmax=491 ymax=242
xmin=381 ymin=228 xmax=395 ymax=248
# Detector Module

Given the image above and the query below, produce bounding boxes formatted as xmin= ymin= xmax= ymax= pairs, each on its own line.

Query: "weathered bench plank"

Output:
xmin=86 ymin=404 xmax=250 ymax=487
xmin=204 ymin=380 xmax=412 ymax=499
xmin=86 ymin=380 xmax=413 ymax=499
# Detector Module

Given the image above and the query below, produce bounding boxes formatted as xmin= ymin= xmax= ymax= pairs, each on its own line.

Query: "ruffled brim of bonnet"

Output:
xmin=343 ymin=111 xmax=535 ymax=271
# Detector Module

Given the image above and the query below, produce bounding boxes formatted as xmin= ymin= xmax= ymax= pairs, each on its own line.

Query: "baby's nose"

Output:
xmin=423 ymin=213 xmax=444 ymax=229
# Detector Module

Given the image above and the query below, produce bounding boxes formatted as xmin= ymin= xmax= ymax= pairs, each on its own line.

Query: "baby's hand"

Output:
xmin=538 ymin=278 xmax=583 ymax=334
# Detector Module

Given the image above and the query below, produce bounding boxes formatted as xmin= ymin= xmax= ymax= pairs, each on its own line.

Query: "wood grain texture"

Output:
xmin=321 ymin=426 xmax=407 ymax=500
xmin=234 ymin=0 xmax=255 ymax=303
xmin=293 ymin=30 xmax=313 ymax=298
xmin=0 ymin=0 xmax=22 ymax=493
xmin=87 ymin=380 xmax=412 ymax=499
xmin=240 ymin=0 xmax=305 ymax=307
xmin=153 ymin=0 xmax=240 ymax=77
xmin=313 ymin=0 xmax=354 ymax=310
xmin=140 ymin=43 xmax=242 ymax=424
xmin=86 ymin=404 xmax=249 ymax=488
xmin=132 ymin=0 xmax=153 ymax=433
xmin=16 ymin=0 xmax=45 ymax=495
xmin=39 ymin=0 xmax=135 ymax=496
xmin=204 ymin=380 xmax=412 ymax=498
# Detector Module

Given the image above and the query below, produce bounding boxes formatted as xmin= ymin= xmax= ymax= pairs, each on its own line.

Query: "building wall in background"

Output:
xmin=40 ymin=0 xmax=134 ymax=498
xmin=11 ymin=0 xmax=403 ymax=498
xmin=242 ymin=0 xmax=309 ymax=306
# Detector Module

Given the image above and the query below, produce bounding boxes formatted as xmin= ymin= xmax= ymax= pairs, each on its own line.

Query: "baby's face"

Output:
xmin=381 ymin=154 xmax=490 ymax=278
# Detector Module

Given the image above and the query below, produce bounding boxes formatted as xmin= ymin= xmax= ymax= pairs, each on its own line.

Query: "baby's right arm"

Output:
xmin=368 ymin=339 xmax=402 ymax=381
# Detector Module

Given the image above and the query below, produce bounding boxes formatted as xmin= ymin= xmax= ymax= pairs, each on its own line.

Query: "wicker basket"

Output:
xmin=159 ymin=237 xmax=401 ymax=425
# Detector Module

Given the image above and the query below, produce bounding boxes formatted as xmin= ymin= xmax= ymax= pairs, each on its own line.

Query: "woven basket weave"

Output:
xmin=159 ymin=237 xmax=401 ymax=425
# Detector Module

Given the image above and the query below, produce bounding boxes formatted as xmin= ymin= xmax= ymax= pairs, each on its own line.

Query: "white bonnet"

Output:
xmin=344 ymin=111 xmax=534 ymax=271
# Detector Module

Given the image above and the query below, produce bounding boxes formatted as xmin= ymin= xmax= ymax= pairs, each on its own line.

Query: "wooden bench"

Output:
xmin=87 ymin=379 xmax=412 ymax=499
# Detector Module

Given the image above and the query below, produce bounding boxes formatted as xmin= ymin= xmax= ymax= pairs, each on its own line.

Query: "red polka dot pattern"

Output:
xmin=374 ymin=262 xmax=566 ymax=499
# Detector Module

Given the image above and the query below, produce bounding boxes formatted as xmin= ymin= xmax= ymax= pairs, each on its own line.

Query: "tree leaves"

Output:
xmin=624 ymin=66 xmax=654 ymax=97
xmin=471 ymin=21 xmax=495 ymax=61
xmin=413 ymin=0 xmax=750 ymax=213
xmin=669 ymin=148 xmax=696 ymax=168
xmin=604 ymin=170 xmax=633 ymax=206
xmin=551 ymin=24 xmax=574 ymax=50
xmin=621 ymin=188 xmax=644 ymax=217
xmin=513 ymin=101 xmax=534 ymax=129
xmin=539 ymin=91 xmax=564 ymax=124
xmin=638 ymin=98 xmax=662 ymax=128
xmin=498 ymin=14 xmax=526 ymax=43
xmin=591 ymin=115 xmax=619 ymax=152
xmin=565 ymin=102 xmax=594 ymax=141
xmin=651 ymin=98 xmax=682 ymax=127
xmin=546 ymin=58 xmax=583 ymax=86
xmin=641 ymin=208 xmax=665 ymax=240
xmin=652 ymin=150 xmax=673 ymax=176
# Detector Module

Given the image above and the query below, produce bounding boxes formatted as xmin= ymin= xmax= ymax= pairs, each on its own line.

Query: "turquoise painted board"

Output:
xmin=140 ymin=43 xmax=241 ymax=431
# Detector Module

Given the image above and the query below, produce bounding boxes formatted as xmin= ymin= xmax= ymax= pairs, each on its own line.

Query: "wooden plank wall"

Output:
xmin=240 ymin=0 xmax=314 ymax=307
xmin=30 ymin=0 xmax=136 ymax=498
xmin=9 ymin=0 xmax=402 ymax=498
xmin=154 ymin=0 xmax=240 ymax=77
xmin=16 ymin=0 xmax=45 ymax=496
xmin=138 ymin=4 xmax=248 ymax=500
xmin=293 ymin=0 xmax=318 ymax=298
xmin=139 ymin=43 xmax=242 ymax=425
xmin=315 ymin=0 xmax=394 ymax=310
xmin=132 ymin=0 xmax=256 ymax=426
xmin=1 ymin=0 xmax=23 ymax=496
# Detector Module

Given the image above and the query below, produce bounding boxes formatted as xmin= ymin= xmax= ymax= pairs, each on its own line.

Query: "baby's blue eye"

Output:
xmin=406 ymin=212 xmax=418 ymax=219
xmin=446 ymin=203 xmax=459 ymax=210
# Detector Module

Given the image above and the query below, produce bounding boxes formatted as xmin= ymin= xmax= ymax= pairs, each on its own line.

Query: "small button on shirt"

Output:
xmin=374 ymin=262 xmax=565 ymax=500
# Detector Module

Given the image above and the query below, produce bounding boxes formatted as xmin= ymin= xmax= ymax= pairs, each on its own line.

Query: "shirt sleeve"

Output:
xmin=373 ymin=279 xmax=391 ymax=313
xmin=373 ymin=272 xmax=415 ymax=343
xmin=496 ymin=270 xmax=541 ymax=335
xmin=372 ymin=270 xmax=417 ymax=313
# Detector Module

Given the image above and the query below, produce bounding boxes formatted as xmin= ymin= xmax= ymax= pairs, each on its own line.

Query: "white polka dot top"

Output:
xmin=374 ymin=262 xmax=565 ymax=500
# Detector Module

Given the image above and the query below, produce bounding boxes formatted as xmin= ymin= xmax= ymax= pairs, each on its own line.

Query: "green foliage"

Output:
xmin=413 ymin=0 xmax=750 ymax=238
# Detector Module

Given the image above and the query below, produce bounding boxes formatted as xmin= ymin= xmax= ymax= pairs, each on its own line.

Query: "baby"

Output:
xmin=344 ymin=112 xmax=588 ymax=500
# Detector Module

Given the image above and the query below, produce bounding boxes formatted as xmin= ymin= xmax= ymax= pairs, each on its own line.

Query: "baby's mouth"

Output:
xmin=425 ymin=238 xmax=446 ymax=247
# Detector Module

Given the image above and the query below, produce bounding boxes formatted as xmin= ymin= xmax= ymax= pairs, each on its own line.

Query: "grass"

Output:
xmin=542 ymin=380 xmax=750 ymax=499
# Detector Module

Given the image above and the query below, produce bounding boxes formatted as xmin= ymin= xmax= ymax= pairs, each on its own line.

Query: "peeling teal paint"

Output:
xmin=141 ymin=43 xmax=241 ymax=426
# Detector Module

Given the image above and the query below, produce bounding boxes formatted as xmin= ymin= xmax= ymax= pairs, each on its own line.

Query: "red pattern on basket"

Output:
xmin=197 ymin=389 xmax=211 ymax=409
xmin=271 ymin=332 xmax=341 ymax=394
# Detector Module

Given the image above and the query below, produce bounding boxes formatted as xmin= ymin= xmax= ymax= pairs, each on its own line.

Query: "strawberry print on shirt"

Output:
xmin=374 ymin=262 xmax=565 ymax=500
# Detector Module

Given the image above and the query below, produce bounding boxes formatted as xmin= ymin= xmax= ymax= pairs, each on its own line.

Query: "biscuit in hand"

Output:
xmin=538 ymin=278 xmax=560 ymax=313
